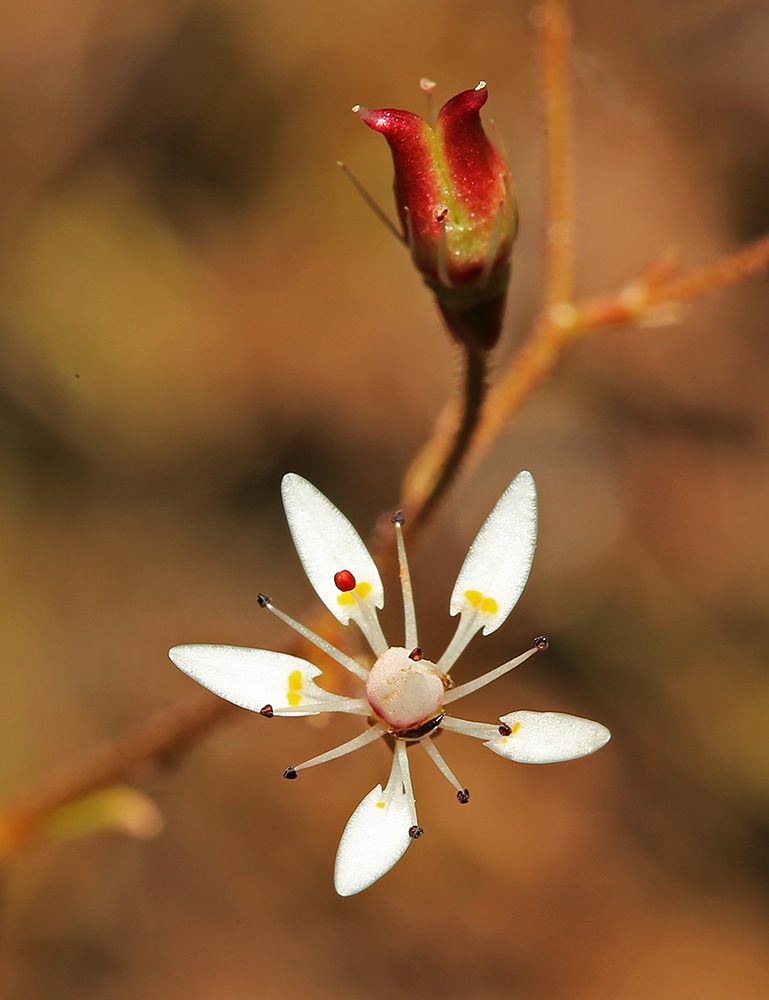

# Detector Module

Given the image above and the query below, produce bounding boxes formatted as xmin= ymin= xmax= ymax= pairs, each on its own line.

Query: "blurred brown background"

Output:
xmin=0 ymin=0 xmax=768 ymax=996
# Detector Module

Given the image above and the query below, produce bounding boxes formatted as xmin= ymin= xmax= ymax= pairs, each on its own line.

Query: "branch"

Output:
xmin=0 ymin=695 xmax=238 ymax=854
xmin=540 ymin=0 xmax=575 ymax=307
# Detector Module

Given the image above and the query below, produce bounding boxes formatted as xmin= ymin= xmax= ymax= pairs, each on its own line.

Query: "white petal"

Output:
xmin=169 ymin=644 xmax=348 ymax=716
xmin=450 ymin=471 xmax=537 ymax=635
xmin=281 ymin=473 xmax=384 ymax=626
xmin=484 ymin=710 xmax=611 ymax=763
xmin=334 ymin=759 xmax=412 ymax=896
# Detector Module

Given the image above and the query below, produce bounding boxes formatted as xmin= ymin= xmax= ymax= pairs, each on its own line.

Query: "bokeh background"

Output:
xmin=0 ymin=0 xmax=769 ymax=996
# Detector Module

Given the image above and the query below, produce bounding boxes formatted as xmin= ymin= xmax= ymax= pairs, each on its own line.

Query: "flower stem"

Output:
xmin=410 ymin=344 xmax=488 ymax=531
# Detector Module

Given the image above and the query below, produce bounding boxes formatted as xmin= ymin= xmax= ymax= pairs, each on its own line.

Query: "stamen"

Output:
xmin=439 ymin=716 xmax=498 ymax=741
xmin=478 ymin=201 xmax=506 ymax=288
xmin=489 ymin=118 xmax=509 ymax=165
xmin=383 ymin=747 xmax=404 ymax=796
xmin=404 ymin=209 xmax=418 ymax=262
xmin=420 ymin=76 xmax=437 ymax=127
xmin=442 ymin=645 xmax=540 ymax=704
xmin=499 ymin=722 xmax=512 ymax=736
xmin=272 ymin=697 xmax=371 ymax=717
xmin=393 ymin=513 xmax=418 ymax=650
xmin=422 ymin=737 xmax=465 ymax=795
xmin=395 ymin=741 xmax=418 ymax=827
xmin=284 ymin=766 xmax=298 ymax=779
xmin=409 ymin=825 xmax=424 ymax=839
xmin=350 ymin=589 xmax=389 ymax=657
xmin=337 ymin=161 xmax=406 ymax=244
xmin=259 ymin=705 xmax=274 ymax=718
xmin=437 ymin=214 xmax=452 ymax=288
xmin=435 ymin=606 xmax=483 ymax=673
xmin=264 ymin=602 xmax=369 ymax=681
xmin=408 ymin=647 xmax=423 ymax=661
xmin=292 ymin=725 xmax=387 ymax=774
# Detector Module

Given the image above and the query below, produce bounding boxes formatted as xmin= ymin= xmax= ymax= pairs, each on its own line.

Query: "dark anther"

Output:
xmin=435 ymin=207 xmax=448 ymax=223
xmin=391 ymin=510 xmax=405 ymax=525
xmin=283 ymin=766 xmax=298 ymax=779
xmin=334 ymin=570 xmax=357 ymax=592
xmin=408 ymin=825 xmax=424 ymax=840
xmin=457 ymin=789 xmax=470 ymax=804
xmin=257 ymin=593 xmax=272 ymax=608
xmin=408 ymin=647 xmax=423 ymax=661
xmin=259 ymin=704 xmax=274 ymax=718
xmin=499 ymin=722 xmax=512 ymax=736
xmin=534 ymin=636 xmax=549 ymax=650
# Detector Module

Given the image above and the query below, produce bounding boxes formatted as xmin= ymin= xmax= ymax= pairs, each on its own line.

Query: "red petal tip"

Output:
xmin=439 ymin=85 xmax=488 ymax=122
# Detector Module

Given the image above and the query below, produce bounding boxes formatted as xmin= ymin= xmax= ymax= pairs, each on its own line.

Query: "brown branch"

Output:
xmin=0 ymin=695 xmax=238 ymax=855
xmin=648 ymin=234 xmax=769 ymax=306
xmin=540 ymin=0 xmax=575 ymax=306
xmin=468 ymin=234 xmax=769 ymax=476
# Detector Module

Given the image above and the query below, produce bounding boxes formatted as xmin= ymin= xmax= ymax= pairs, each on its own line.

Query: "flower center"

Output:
xmin=365 ymin=646 xmax=445 ymax=732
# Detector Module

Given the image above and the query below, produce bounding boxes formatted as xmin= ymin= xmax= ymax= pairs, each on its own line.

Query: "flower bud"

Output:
xmin=355 ymin=82 xmax=518 ymax=351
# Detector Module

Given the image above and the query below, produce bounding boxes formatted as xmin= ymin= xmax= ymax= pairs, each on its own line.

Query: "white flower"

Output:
xmin=169 ymin=472 xmax=611 ymax=896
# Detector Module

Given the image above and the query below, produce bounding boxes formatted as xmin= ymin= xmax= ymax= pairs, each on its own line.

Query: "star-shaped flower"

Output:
xmin=169 ymin=472 xmax=610 ymax=895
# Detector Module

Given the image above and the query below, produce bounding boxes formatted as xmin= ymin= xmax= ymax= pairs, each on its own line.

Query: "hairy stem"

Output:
xmin=410 ymin=345 xmax=488 ymax=532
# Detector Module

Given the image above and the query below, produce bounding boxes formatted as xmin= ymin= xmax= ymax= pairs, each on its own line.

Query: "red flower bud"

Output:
xmin=355 ymin=82 xmax=518 ymax=351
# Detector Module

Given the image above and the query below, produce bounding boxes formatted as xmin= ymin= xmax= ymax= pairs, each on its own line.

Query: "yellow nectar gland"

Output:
xmin=337 ymin=581 xmax=373 ymax=606
xmin=464 ymin=589 xmax=499 ymax=615
xmin=286 ymin=668 xmax=303 ymax=707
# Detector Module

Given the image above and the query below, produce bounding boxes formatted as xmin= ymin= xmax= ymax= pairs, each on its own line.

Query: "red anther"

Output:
xmin=334 ymin=570 xmax=357 ymax=592
xmin=259 ymin=704 xmax=274 ymax=718
xmin=498 ymin=722 xmax=512 ymax=736
xmin=435 ymin=207 xmax=448 ymax=222
xmin=408 ymin=647 xmax=423 ymax=661
xmin=534 ymin=636 xmax=549 ymax=650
